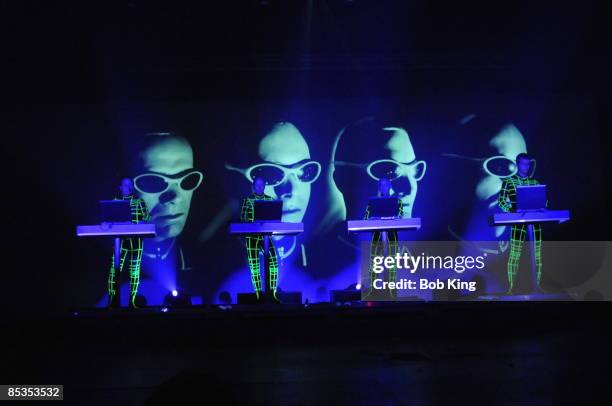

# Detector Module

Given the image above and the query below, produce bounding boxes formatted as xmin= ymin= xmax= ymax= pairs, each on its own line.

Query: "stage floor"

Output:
xmin=3 ymin=301 xmax=611 ymax=405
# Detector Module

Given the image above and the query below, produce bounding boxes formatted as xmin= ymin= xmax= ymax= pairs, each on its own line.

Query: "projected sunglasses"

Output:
xmin=333 ymin=158 xmax=426 ymax=181
xmin=441 ymin=154 xmax=536 ymax=178
xmin=225 ymin=160 xmax=321 ymax=187
xmin=133 ymin=170 xmax=203 ymax=194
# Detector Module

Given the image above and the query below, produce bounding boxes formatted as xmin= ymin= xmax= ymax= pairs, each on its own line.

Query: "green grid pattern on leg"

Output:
xmin=246 ymin=235 xmax=263 ymax=295
xmin=387 ymin=231 xmax=399 ymax=298
xmin=108 ymin=242 xmax=128 ymax=298
xmin=128 ymin=237 xmax=144 ymax=306
xmin=365 ymin=235 xmax=384 ymax=298
xmin=267 ymin=239 xmax=279 ymax=293
xmin=508 ymin=224 xmax=526 ymax=292
xmin=533 ymin=224 xmax=543 ymax=285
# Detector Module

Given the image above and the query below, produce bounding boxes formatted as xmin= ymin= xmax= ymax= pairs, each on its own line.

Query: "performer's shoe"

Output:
xmin=107 ymin=294 xmax=119 ymax=309
xmin=271 ymin=291 xmax=281 ymax=304
xmin=361 ymin=290 xmax=373 ymax=301
xmin=129 ymin=298 xmax=139 ymax=309
xmin=506 ymin=287 xmax=515 ymax=295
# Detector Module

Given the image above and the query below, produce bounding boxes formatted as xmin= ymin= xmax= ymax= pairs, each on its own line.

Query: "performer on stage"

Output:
xmin=498 ymin=153 xmax=543 ymax=294
xmin=108 ymin=177 xmax=151 ymax=308
xmin=241 ymin=176 xmax=280 ymax=302
xmin=364 ymin=177 xmax=404 ymax=298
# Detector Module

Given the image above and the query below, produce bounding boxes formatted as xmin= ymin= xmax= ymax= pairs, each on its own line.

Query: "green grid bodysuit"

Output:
xmin=364 ymin=198 xmax=404 ymax=298
xmin=240 ymin=193 xmax=279 ymax=299
xmin=498 ymin=174 xmax=543 ymax=293
xmin=108 ymin=194 xmax=150 ymax=307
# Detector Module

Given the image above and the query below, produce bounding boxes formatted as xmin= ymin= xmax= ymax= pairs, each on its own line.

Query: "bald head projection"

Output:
xmin=226 ymin=122 xmax=321 ymax=224
xmin=326 ymin=120 xmax=426 ymax=224
xmin=133 ymin=133 xmax=203 ymax=242
xmin=442 ymin=121 xmax=530 ymax=239
xmin=477 ymin=124 xmax=528 ymax=203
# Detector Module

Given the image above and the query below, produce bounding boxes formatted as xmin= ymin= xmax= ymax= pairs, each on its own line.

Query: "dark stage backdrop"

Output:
xmin=5 ymin=1 xmax=609 ymax=313
xmin=15 ymin=94 xmax=605 ymax=309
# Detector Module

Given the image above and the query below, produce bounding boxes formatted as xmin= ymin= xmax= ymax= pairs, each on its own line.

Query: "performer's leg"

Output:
xmin=365 ymin=231 xmax=383 ymax=297
xmin=532 ymin=224 xmax=543 ymax=287
xmin=108 ymin=239 xmax=127 ymax=307
xmin=267 ymin=239 xmax=279 ymax=299
xmin=507 ymin=224 xmax=526 ymax=293
xmin=387 ymin=231 xmax=399 ymax=298
xmin=128 ymin=237 xmax=144 ymax=307
xmin=246 ymin=235 xmax=263 ymax=298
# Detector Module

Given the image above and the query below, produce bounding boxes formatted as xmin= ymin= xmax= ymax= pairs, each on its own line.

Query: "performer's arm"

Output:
xmin=240 ymin=198 xmax=247 ymax=222
xmin=240 ymin=198 xmax=253 ymax=222
xmin=139 ymin=199 xmax=151 ymax=223
xmin=498 ymin=179 xmax=512 ymax=213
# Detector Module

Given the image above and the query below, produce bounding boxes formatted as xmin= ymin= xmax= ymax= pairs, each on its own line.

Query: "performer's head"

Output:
xmin=226 ymin=122 xmax=321 ymax=224
xmin=119 ymin=177 xmax=134 ymax=197
xmin=327 ymin=119 xmax=426 ymax=222
xmin=252 ymin=176 xmax=265 ymax=195
xmin=133 ymin=132 xmax=203 ymax=242
xmin=515 ymin=153 xmax=532 ymax=177
xmin=378 ymin=177 xmax=392 ymax=197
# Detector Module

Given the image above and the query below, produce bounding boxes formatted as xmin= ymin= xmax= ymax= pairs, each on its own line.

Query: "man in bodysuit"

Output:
xmin=108 ymin=177 xmax=151 ymax=308
xmin=241 ymin=177 xmax=280 ymax=302
xmin=498 ymin=152 xmax=543 ymax=294
xmin=363 ymin=177 xmax=404 ymax=298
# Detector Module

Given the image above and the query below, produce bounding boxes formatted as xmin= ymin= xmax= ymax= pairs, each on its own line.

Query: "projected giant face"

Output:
xmin=226 ymin=122 xmax=321 ymax=224
xmin=133 ymin=134 xmax=203 ymax=242
xmin=443 ymin=123 xmax=528 ymax=238
xmin=476 ymin=125 xmax=528 ymax=205
xmin=328 ymin=123 xmax=426 ymax=222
